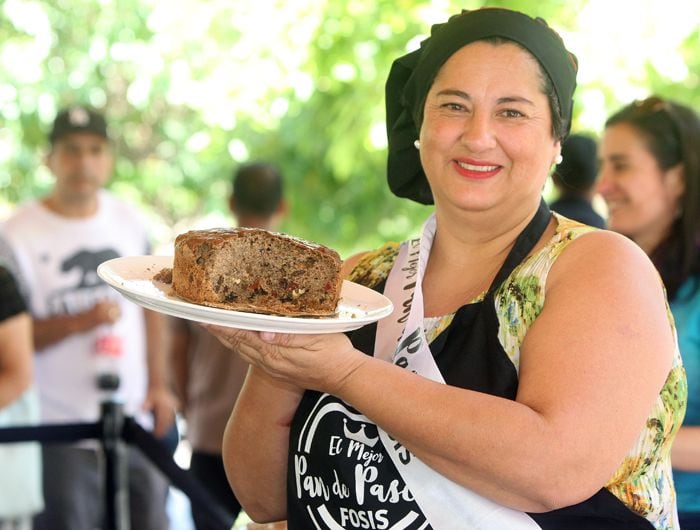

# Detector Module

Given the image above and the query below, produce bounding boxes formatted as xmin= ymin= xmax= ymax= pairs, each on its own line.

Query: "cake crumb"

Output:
xmin=153 ymin=267 xmax=173 ymax=284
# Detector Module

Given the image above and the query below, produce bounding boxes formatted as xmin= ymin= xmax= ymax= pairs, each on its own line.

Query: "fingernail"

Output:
xmin=260 ymin=331 xmax=276 ymax=342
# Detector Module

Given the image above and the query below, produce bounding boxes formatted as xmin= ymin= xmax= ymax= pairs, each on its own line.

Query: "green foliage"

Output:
xmin=1 ymin=0 xmax=698 ymax=257
xmin=246 ymin=0 xmax=437 ymax=254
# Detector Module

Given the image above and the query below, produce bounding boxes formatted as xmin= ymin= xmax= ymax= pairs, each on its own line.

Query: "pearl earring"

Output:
xmin=414 ymin=140 xmax=420 ymax=150
xmin=555 ymin=154 xmax=563 ymax=165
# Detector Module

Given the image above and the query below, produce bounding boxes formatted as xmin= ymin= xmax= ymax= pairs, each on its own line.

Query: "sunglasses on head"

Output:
xmin=632 ymin=95 xmax=674 ymax=114
xmin=630 ymin=95 xmax=684 ymax=132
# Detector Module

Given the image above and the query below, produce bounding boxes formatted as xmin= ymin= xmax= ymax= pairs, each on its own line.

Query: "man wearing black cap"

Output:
xmin=0 ymin=106 xmax=175 ymax=530
xmin=549 ymin=134 xmax=606 ymax=228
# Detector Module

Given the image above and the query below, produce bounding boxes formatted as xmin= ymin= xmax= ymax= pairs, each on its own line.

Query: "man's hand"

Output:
xmin=89 ymin=299 xmax=121 ymax=327
xmin=33 ymin=299 xmax=122 ymax=350
xmin=142 ymin=385 xmax=178 ymax=438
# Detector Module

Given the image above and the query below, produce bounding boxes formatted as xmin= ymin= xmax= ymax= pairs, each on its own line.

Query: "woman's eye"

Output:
xmin=501 ymin=109 xmax=525 ymax=118
xmin=608 ymin=162 xmax=628 ymax=173
xmin=441 ymin=102 xmax=465 ymax=111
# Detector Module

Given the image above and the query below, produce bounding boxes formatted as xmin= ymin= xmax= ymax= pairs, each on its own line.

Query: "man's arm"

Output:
xmin=672 ymin=426 xmax=700 ymax=471
xmin=33 ymin=299 xmax=121 ymax=351
xmin=142 ymin=308 xmax=177 ymax=437
xmin=169 ymin=316 xmax=192 ymax=413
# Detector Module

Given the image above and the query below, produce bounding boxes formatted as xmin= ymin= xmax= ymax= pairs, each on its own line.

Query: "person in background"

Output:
xmin=549 ymin=133 xmax=606 ymax=228
xmin=0 ymin=106 xmax=177 ymax=530
xmin=0 ymin=238 xmax=43 ymax=530
xmin=597 ymin=95 xmax=700 ymax=528
xmin=212 ymin=8 xmax=684 ymax=529
xmin=170 ymin=162 xmax=286 ymax=530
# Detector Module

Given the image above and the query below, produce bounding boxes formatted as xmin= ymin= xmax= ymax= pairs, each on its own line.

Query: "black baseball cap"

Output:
xmin=49 ymin=106 xmax=109 ymax=144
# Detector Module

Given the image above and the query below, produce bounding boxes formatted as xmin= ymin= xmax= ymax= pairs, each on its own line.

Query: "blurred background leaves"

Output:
xmin=1 ymin=0 xmax=699 ymax=255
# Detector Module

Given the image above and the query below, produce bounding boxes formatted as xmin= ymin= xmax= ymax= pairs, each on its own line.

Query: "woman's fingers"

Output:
xmin=203 ymin=325 xmax=297 ymax=367
xmin=259 ymin=331 xmax=277 ymax=343
xmin=202 ymin=324 xmax=362 ymax=393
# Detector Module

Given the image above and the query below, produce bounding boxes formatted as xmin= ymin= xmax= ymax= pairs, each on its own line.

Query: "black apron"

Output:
xmin=351 ymin=198 xmax=553 ymax=399
xmin=288 ymin=199 xmax=654 ymax=529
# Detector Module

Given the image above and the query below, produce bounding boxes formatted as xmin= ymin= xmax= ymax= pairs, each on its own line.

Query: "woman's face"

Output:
xmin=598 ymin=122 xmax=683 ymax=252
xmin=419 ymin=41 xmax=560 ymax=215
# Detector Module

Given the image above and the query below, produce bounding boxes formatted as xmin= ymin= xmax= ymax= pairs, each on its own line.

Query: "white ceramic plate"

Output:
xmin=97 ymin=256 xmax=394 ymax=334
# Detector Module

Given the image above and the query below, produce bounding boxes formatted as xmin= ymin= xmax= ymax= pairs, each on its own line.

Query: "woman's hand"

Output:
xmin=204 ymin=325 xmax=368 ymax=395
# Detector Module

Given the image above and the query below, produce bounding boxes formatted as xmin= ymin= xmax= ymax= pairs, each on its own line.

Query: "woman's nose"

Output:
xmin=460 ymin=111 xmax=496 ymax=152
xmin=595 ymin=166 xmax=614 ymax=197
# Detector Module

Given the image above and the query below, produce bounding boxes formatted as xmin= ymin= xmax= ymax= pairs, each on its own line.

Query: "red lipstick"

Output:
xmin=453 ymin=159 xmax=502 ymax=179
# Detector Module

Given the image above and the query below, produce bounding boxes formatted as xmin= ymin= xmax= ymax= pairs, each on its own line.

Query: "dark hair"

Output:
xmin=232 ymin=162 xmax=284 ymax=216
xmin=543 ymin=67 xmax=565 ymax=141
xmin=553 ymin=133 xmax=598 ymax=193
xmin=606 ymin=96 xmax=700 ymax=301
xmin=482 ymin=36 xmax=565 ymax=141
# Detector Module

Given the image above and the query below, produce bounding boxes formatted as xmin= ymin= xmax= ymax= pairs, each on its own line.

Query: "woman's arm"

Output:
xmin=672 ymin=426 xmax=700 ymax=471
xmin=222 ymin=365 xmax=303 ymax=522
xmin=333 ymin=230 xmax=673 ymax=511
xmin=0 ymin=312 xmax=33 ymax=409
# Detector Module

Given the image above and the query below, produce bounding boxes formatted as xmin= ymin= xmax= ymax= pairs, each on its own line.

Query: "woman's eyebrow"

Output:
xmin=435 ymin=90 xmax=535 ymax=107
xmin=607 ymin=153 xmax=628 ymax=163
xmin=435 ymin=89 xmax=470 ymax=99
xmin=497 ymin=96 xmax=535 ymax=106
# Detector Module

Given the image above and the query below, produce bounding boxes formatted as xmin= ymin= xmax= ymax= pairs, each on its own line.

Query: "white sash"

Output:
xmin=374 ymin=214 xmax=539 ymax=529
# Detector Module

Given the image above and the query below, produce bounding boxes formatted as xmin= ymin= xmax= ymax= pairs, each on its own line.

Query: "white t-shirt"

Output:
xmin=1 ymin=190 xmax=150 ymax=424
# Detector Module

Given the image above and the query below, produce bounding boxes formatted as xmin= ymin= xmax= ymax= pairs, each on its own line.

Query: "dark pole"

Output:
xmin=101 ymin=399 xmax=130 ymax=530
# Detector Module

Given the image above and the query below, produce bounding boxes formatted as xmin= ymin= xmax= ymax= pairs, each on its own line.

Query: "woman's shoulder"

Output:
xmin=544 ymin=222 xmax=664 ymax=305
xmin=535 ymin=214 xmax=648 ymax=270
xmin=344 ymin=242 xmax=401 ymax=288
xmin=554 ymin=225 xmax=652 ymax=270
xmin=511 ymin=215 xmax=659 ymax=299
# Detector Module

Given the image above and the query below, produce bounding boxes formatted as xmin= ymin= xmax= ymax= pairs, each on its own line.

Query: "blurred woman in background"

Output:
xmin=598 ymin=95 xmax=700 ymax=527
xmin=0 ymin=243 xmax=43 ymax=530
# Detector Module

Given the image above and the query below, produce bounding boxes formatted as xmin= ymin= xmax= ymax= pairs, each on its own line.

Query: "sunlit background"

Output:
xmin=1 ymin=1 xmax=698 ymax=527
xmin=2 ymin=0 xmax=699 ymax=257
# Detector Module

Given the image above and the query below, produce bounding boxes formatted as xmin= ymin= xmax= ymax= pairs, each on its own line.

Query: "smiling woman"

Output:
xmin=207 ymin=8 xmax=685 ymax=530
